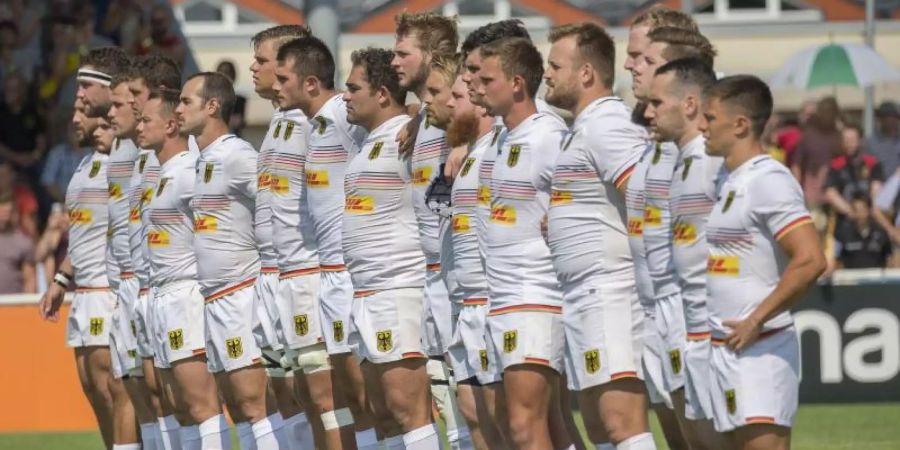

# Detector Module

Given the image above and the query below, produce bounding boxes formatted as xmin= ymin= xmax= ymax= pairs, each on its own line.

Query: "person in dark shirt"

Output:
xmin=0 ymin=72 xmax=45 ymax=174
xmin=834 ymin=195 xmax=892 ymax=269
xmin=215 ymin=59 xmax=247 ymax=137
xmin=825 ymin=124 xmax=884 ymax=226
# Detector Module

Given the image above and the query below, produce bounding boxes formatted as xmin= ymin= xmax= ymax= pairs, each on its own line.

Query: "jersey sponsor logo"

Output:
xmin=477 ymin=185 xmax=491 ymax=206
xmin=333 ymin=320 xmax=344 ymax=342
xmin=129 ymin=206 xmax=141 ymax=223
xmin=584 ymin=349 xmax=601 ymax=374
xmin=284 ymin=121 xmax=295 ymax=140
xmin=314 ymin=116 xmax=327 ymax=135
xmin=681 ymin=157 xmax=693 ymax=180
xmin=203 ymin=163 xmax=214 ymax=183
xmin=168 ymin=329 xmax=184 ymax=350
xmin=550 ymin=190 xmax=572 ymax=206
xmin=139 ymin=153 xmax=148 ymax=173
xmin=479 ymin=349 xmax=489 ymax=371
xmin=345 ymin=195 xmax=374 ymax=214
xmin=89 ymin=317 xmax=104 ymax=336
xmin=725 ymin=389 xmax=737 ymax=414
xmin=141 ymin=188 xmax=153 ymax=205
xmin=412 ymin=165 xmax=433 ymax=186
xmin=722 ymin=190 xmax=736 ymax=212
xmin=225 ymin=337 xmax=243 ymax=359
xmin=376 ymin=330 xmax=393 ymax=352
xmin=305 ymin=169 xmax=330 ymax=187
xmin=89 ymin=160 xmax=101 ymax=178
xmin=109 ymin=183 xmax=124 ymax=199
xmin=69 ymin=208 xmax=93 ymax=224
xmin=669 ymin=349 xmax=682 ymax=374
xmin=503 ymin=330 xmax=517 ymax=353
xmin=673 ymin=222 xmax=698 ymax=244
xmin=257 ymin=171 xmax=271 ymax=190
xmin=627 ymin=217 xmax=643 ymax=237
xmin=368 ymin=141 xmax=383 ymax=160
xmin=157 ymin=178 xmax=169 ymax=197
xmin=270 ymin=175 xmax=290 ymax=195
xmin=644 ymin=206 xmax=662 ymax=226
xmin=707 ymin=255 xmax=739 ymax=276
xmin=147 ymin=230 xmax=170 ymax=247
xmin=294 ymin=314 xmax=309 ymax=336
xmin=461 ymin=157 xmax=475 ymax=177
xmin=273 ymin=120 xmax=283 ymax=138
xmin=490 ymin=205 xmax=516 ymax=225
xmin=194 ymin=215 xmax=218 ymax=233
xmin=507 ymin=144 xmax=521 ymax=167
xmin=452 ymin=214 xmax=471 ymax=233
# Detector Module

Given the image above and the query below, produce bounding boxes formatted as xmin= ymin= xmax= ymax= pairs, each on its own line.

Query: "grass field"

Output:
xmin=2 ymin=403 xmax=899 ymax=450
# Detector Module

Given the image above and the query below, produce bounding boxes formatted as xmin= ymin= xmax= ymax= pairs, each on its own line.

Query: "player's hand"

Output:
xmin=39 ymin=283 xmax=66 ymax=322
xmin=722 ymin=315 xmax=762 ymax=352
xmin=397 ymin=107 xmax=423 ymax=159
xmin=444 ymin=145 xmax=468 ymax=180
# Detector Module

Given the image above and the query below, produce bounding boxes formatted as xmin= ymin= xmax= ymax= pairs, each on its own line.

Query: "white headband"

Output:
xmin=77 ymin=68 xmax=112 ymax=87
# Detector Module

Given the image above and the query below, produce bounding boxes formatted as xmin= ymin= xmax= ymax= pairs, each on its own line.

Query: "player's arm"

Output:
xmin=39 ymin=256 xmax=73 ymax=321
xmin=444 ymin=145 xmax=469 ymax=180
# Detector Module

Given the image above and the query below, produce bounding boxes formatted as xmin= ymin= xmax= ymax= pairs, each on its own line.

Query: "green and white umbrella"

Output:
xmin=770 ymin=43 xmax=900 ymax=89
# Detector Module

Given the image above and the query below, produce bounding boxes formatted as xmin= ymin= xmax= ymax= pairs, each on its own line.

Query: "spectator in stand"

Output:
xmin=0 ymin=71 xmax=46 ymax=177
xmin=833 ymin=194 xmax=893 ymax=269
xmin=216 ymin=59 xmax=247 ymax=137
xmin=0 ymin=20 xmax=36 ymax=84
xmin=0 ymin=192 xmax=36 ymax=294
xmin=136 ymin=4 xmax=186 ymax=68
xmin=41 ymin=122 xmax=86 ymax=204
xmin=0 ymin=160 xmax=38 ymax=239
xmin=866 ymin=101 xmax=900 ymax=176
xmin=874 ymin=167 xmax=900 ymax=266
xmin=825 ymin=124 xmax=884 ymax=227
xmin=763 ymin=113 xmax=787 ymax=164
xmin=100 ymin=0 xmax=145 ymax=51
xmin=777 ymin=99 xmax=816 ymax=166
xmin=792 ymin=96 xmax=844 ymax=232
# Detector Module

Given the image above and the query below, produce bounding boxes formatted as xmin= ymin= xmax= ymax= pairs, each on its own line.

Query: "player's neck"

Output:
xmin=477 ymin=116 xmax=495 ymax=140
xmin=503 ymin=99 xmax=538 ymax=131
xmin=574 ymin=88 xmax=613 ymax=118
xmin=677 ymin=127 xmax=702 ymax=149
xmin=196 ymin=121 xmax=231 ymax=151
xmin=724 ymin=140 xmax=765 ymax=172
xmin=366 ymin=104 xmax=407 ymax=133
xmin=157 ymin=137 xmax=189 ymax=165
xmin=303 ymin=90 xmax=336 ymax=118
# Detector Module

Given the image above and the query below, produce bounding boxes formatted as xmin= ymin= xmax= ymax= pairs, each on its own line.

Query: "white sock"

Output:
xmin=356 ymin=428 xmax=379 ymax=450
xmin=158 ymin=415 xmax=182 ymax=450
xmin=180 ymin=425 xmax=201 ymax=450
xmin=199 ymin=414 xmax=231 ymax=450
xmin=253 ymin=413 xmax=289 ymax=449
xmin=384 ymin=435 xmax=405 ymax=450
xmin=448 ymin=427 xmax=474 ymax=450
xmin=596 ymin=443 xmax=616 ymax=450
xmin=616 ymin=432 xmax=656 ymax=450
xmin=237 ymin=422 xmax=257 ymax=450
xmin=140 ymin=422 xmax=160 ymax=450
xmin=284 ymin=412 xmax=313 ymax=450
xmin=403 ymin=424 xmax=441 ymax=450
xmin=112 ymin=444 xmax=142 ymax=450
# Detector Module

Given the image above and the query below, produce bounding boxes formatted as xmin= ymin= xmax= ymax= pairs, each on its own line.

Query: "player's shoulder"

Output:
xmin=580 ymin=98 xmax=647 ymax=140
xmin=281 ymin=108 xmax=307 ymax=125
xmin=527 ymin=112 xmax=568 ymax=136
xmin=743 ymin=155 xmax=797 ymax=192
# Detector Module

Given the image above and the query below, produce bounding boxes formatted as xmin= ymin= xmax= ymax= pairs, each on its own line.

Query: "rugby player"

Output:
xmin=700 ymin=75 xmax=825 ymax=450
xmin=40 ymin=97 xmax=116 ymax=449
xmin=249 ymin=24 xmax=316 ymax=450
xmin=275 ymin=36 xmax=378 ymax=449
xmin=139 ymin=88 xmax=229 ymax=450
xmin=176 ymin=71 xmax=288 ymax=448
xmin=342 ymin=47 xmax=439 ymax=450
xmin=421 ymin=52 xmax=500 ymax=450
xmin=477 ymin=37 xmax=572 ymax=450
xmin=544 ymin=22 xmax=655 ymax=450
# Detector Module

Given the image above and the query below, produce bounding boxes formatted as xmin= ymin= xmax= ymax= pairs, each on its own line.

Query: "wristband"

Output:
xmin=53 ymin=272 xmax=72 ymax=288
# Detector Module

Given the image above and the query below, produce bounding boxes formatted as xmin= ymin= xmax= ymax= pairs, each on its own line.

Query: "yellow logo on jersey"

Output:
xmin=157 ymin=178 xmax=169 ymax=197
xmin=284 ymin=121 xmax=295 ymax=140
xmin=333 ymin=321 xmax=344 ymax=342
xmin=452 ymin=215 xmax=471 ymax=233
xmin=314 ymin=116 xmax=327 ymax=135
xmin=673 ymin=222 xmax=697 ymax=244
xmin=376 ymin=330 xmax=393 ymax=352
xmin=479 ymin=349 xmax=489 ymax=371
xmin=490 ymin=205 xmax=516 ymax=225
xmin=507 ymin=144 xmax=521 ymax=167
xmin=69 ymin=208 xmax=92 ymax=224
xmin=89 ymin=160 xmax=101 ymax=178
xmin=477 ymin=185 xmax=491 ymax=206
xmin=270 ymin=175 xmax=290 ymax=195
xmin=89 ymin=317 xmax=104 ymax=336
xmin=643 ymin=206 xmax=662 ymax=227
xmin=461 ymin=158 xmax=475 ymax=177
xmin=503 ymin=330 xmax=517 ymax=353
xmin=129 ymin=206 xmax=141 ymax=223
xmin=168 ymin=329 xmax=184 ymax=350
xmin=147 ymin=230 xmax=170 ymax=247
xmin=204 ymin=163 xmax=214 ymax=183
xmin=627 ymin=217 xmax=643 ymax=237
xmin=669 ymin=349 xmax=682 ymax=374
xmin=306 ymin=169 xmax=330 ymax=188
xmin=141 ymin=187 xmax=153 ymax=205
xmin=109 ymin=183 xmax=124 ymax=199
xmin=368 ymin=141 xmax=383 ymax=160
xmin=345 ymin=195 xmax=374 ymax=214
xmin=294 ymin=314 xmax=309 ymax=336
xmin=550 ymin=190 xmax=572 ymax=206
xmin=725 ymin=389 xmax=737 ymax=414
xmin=413 ymin=165 xmax=433 ymax=186
xmin=194 ymin=215 xmax=217 ymax=233
xmin=273 ymin=121 xmax=282 ymax=138
xmin=257 ymin=171 xmax=271 ymax=190
xmin=722 ymin=190 xmax=736 ymax=213
xmin=707 ymin=256 xmax=739 ymax=276
xmin=225 ymin=337 xmax=243 ymax=359
xmin=682 ymin=157 xmax=693 ymax=180
xmin=584 ymin=349 xmax=600 ymax=374
xmin=139 ymin=153 xmax=148 ymax=173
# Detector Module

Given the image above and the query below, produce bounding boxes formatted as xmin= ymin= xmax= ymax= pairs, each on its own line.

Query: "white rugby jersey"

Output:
xmin=306 ymin=94 xmax=367 ymax=267
xmin=146 ymin=151 xmax=198 ymax=286
xmin=190 ymin=134 xmax=261 ymax=297
xmin=447 ymin=130 xmax=495 ymax=304
xmin=342 ymin=114 xmax=424 ymax=291
xmin=128 ymin=150 xmax=160 ymax=289
xmin=670 ymin=135 xmax=725 ymax=334
xmin=548 ymin=97 xmax=645 ymax=287
xmin=412 ymin=109 xmax=451 ymax=264
xmin=254 ymin=111 xmax=280 ymax=270
xmin=706 ymin=155 xmax=812 ymax=336
xmin=486 ymin=112 xmax=567 ymax=313
xmin=269 ymin=109 xmax=319 ymax=273
xmin=624 ymin=144 xmax=658 ymax=310
xmin=643 ymin=141 xmax=680 ymax=299
xmin=66 ymin=151 xmax=111 ymax=288
xmin=106 ymin=138 xmax=140 ymax=281
xmin=476 ymin=125 xmax=505 ymax=261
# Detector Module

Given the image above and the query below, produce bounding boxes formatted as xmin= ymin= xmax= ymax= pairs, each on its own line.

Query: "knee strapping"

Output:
xmin=295 ymin=344 xmax=332 ymax=374
xmin=320 ymin=407 xmax=354 ymax=431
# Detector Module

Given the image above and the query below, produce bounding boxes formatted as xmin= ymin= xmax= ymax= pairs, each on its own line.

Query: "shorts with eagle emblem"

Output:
xmin=66 ymin=287 xmax=116 ymax=348
xmin=348 ymin=287 xmax=426 ymax=364
xmin=150 ymin=280 xmax=207 ymax=369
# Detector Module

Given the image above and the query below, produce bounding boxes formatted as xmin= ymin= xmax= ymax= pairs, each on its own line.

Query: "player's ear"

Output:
xmin=206 ymin=97 xmax=220 ymax=119
xmin=734 ymin=114 xmax=752 ymax=139
xmin=684 ymin=94 xmax=699 ymax=118
xmin=304 ymin=75 xmax=318 ymax=95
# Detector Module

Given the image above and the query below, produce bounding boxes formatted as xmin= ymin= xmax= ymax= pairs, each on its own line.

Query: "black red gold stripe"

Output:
xmin=279 ymin=267 xmax=321 ymax=280
xmin=488 ymin=304 xmax=562 ymax=316
xmin=204 ymin=278 xmax=256 ymax=303
xmin=463 ymin=298 xmax=488 ymax=306
xmin=321 ymin=264 xmax=348 ymax=272
xmin=774 ymin=216 xmax=812 ymax=241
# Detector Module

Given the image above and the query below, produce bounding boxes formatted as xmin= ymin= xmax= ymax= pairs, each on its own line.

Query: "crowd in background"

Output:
xmin=2 ymin=0 xmax=900 ymax=296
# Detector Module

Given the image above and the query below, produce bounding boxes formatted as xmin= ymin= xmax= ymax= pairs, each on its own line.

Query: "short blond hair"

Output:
xmin=395 ymin=12 xmax=458 ymax=56
xmin=648 ymin=27 xmax=717 ymax=68
xmin=632 ymin=7 xmax=698 ymax=32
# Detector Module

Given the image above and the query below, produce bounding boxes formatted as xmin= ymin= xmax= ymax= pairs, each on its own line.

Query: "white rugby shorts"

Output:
xmin=422 ymin=265 xmax=453 ymax=356
xmin=110 ymin=276 xmax=142 ymax=378
xmin=152 ymin=280 xmax=206 ymax=369
xmin=319 ymin=266 xmax=353 ymax=355
xmin=486 ymin=306 xmax=565 ymax=373
xmin=276 ymin=268 xmax=324 ymax=351
xmin=204 ymin=279 xmax=263 ymax=373
xmin=133 ymin=287 xmax=155 ymax=359
xmin=641 ymin=304 xmax=673 ymax=408
xmin=447 ymin=300 xmax=500 ymax=384
xmin=253 ymin=269 xmax=284 ymax=351
xmin=66 ymin=287 xmax=116 ymax=347
xmin=684 ymin=335 xmax=714 ymax=420
xmin=349 ymin=287 xmax=427 ymax=364
xmin=656 ymin=291 xmax=688 ymax=393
